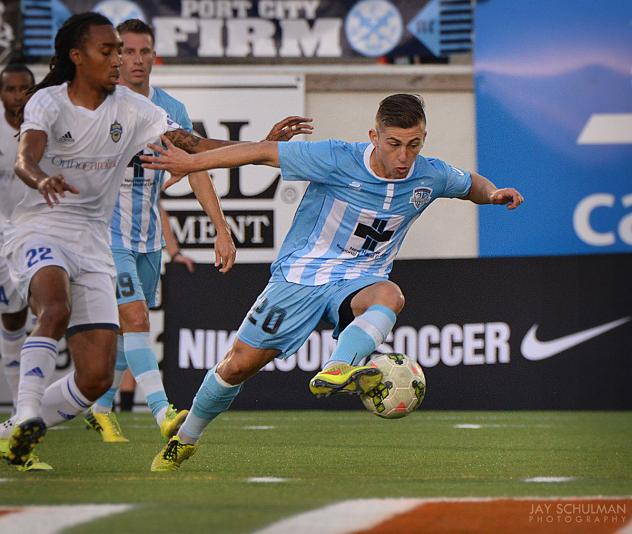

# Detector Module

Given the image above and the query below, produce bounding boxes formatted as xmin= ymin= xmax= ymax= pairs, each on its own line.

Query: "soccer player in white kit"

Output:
xmin=0 ymin=64 xmax=34 ymax=417
xmin=5 ymin=12 xmax=312 ymax=467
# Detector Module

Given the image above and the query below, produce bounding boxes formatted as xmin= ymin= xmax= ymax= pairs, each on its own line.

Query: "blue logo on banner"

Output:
xmin=345 ymin=0 xmax=403 ymax=57
xmin=407 ymin=0 xmax=472 ymax=57
xmin=475 ymin=0 xmax=632 ymax=257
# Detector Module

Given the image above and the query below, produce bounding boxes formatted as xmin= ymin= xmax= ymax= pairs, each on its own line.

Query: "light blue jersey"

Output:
xmin=109 ymin=86 xmax=193 ymax=253
xmin=273 ymin=140 xmax=472 ymax=285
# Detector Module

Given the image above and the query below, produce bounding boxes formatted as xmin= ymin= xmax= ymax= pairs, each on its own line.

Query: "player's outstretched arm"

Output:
xmin=188 ymin=171 xmax=236 ymax=273
xmin=163 ymin=116 xmax=312 ymax=154
xmin=464 ymin=171 xmax=524 ymax=210
xmin=15 ymin=130 xmax=79 ymax=207
xmin=141 ymin=136 xmax=279 ymax=189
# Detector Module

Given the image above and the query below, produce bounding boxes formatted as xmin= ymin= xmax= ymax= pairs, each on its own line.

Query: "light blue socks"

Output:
xmin=327 ymin=304 xmax=397 ymax=367
xmin=179 ymin=365 xmax=241 ymax=443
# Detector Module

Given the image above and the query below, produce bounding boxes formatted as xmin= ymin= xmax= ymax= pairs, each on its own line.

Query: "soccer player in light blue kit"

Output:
xmin=142 ymin=94 xmax=524 ymax=471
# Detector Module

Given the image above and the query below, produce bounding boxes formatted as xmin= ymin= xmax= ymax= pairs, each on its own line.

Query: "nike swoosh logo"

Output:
xmin=521 ymin=317 xmax=631 ymax=361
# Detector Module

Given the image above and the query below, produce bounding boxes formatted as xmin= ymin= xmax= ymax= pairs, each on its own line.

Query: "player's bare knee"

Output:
xmin=219 ymin=350 xmax=256 ymax=384
xmin=122 ymin=313 xmax=149 ymax=332
xmin=379 ymin=282 xmax=405 ymax=314
xmin=77 ymin=362 xmax=114 ymax=400
xmin=120 ymin=306 xmax=149 ymax=332
xmin=393 ymin=289 xmax=405 ymax=313
xmin=36 ymin=302 xmax=71 ymax=338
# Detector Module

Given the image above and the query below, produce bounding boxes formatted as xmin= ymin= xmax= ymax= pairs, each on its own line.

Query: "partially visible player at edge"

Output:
xmin=142 ymin=93 xmax=524 ymax=471
xmin=2 ymin=11 xmax=311 ymax=468
xmin=0 ymin=64 xmax=45 ymax=470
xmin=84 ymin=18 xmax=237 ymax=444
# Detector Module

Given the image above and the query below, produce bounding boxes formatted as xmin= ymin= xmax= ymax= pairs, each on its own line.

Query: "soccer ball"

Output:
xmin=360 ymin=353 xmax=426 ymax=419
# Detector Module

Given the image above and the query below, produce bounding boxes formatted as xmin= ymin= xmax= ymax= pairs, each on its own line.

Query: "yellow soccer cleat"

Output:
xmin=16 ymin=451 xmax=53 ymax=472
xmin=6 ymin=417 xmax=47 ymax=466
xmin=2 ymin=437 xmax=52 ymax=471
xmin=151 ymin=436 xmax=197 ymax=472
xmin=159 ymin=405 xmax=189 ymax=441
xmin=309 ymin=363 xmax=383 ymax=397
xmin=84 ymin=407 xmax=129 ymax=443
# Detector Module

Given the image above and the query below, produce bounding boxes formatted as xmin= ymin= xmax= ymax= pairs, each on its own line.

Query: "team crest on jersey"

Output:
xmin=110 ymin=121 xmax=122 ymax=143
xmin=410 ymin=187 xmax=432 ymax=210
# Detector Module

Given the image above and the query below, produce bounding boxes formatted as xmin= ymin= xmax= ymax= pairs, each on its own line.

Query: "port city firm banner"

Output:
xmin=474 ymin=0 xmax=632 ymax=257
xmin=163 ymin=254 xmax=632 ymax=410
xmin=22 ymin=0 xmax=466 ymax=62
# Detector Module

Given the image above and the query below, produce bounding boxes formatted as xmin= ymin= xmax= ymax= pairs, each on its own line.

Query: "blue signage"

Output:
xmin=475 ymin=1 xmax=632 ymax=257
xmin=407 ymin=0 xmax=472 ymax=57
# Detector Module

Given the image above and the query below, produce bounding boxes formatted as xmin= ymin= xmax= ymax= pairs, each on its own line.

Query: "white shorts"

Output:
xmin=0 ymin=254 xmax=27 ymax=314
xmin=5 ymin=232 xmax=119 ymax=334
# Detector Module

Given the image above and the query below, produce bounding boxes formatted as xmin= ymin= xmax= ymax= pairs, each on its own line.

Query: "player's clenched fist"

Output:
xmin=489 ymin=188 xmax=524 ymax=210
xmin=36 ymin=174 xmax=80 ymax=207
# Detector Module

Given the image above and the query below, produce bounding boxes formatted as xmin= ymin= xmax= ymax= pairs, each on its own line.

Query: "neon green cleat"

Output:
xmin=151 ymin=436 xmax=197 ymax=472
xmin=159 ymin=405 xmax=189 ymax=441
xmin=309 ymin=363 xmax=383 ymax=397
xmin=1 ymin=438 xmax=52 ymax=471
xmin=16 ymin=451 xmax=53 ymax=472
xmin=6 ymin=417 xmax=47 ymax=466
xmin=84 ymin=407 xmax=129 ymax=443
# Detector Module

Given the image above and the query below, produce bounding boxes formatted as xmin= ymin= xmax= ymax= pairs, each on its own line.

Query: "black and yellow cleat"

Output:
xmin=151 ymin=436 xmax=197 ymax=472
xmin=309 ymin=363 xmax=383 ymax=397
xmin=6 ymin=417 xmax=47 ymax=466
xmin=85 ymin=406 xmax=129 ymax=443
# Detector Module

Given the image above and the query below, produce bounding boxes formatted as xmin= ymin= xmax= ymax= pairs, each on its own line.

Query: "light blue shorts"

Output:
xmin=237 ymin=276 xmax=385 ymax=358
xmin=112 ymin=248 xmax=162 ymax=308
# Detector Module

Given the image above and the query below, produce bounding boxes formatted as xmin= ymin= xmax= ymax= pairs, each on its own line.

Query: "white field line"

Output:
xmin=247 ymin=477 xmax=289 ymax=483
xmin=0 ymin=505 xmax=132 ymax=534
xmin=253 ymin=497 xmax=632 ymax=534
xmin=524 ymin=477 xmax=575 ymax=483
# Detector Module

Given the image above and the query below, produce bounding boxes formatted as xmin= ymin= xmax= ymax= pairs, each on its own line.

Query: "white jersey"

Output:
xmin=0 ymin=111 xmax=25 ymax=240
xmin=11 ymin=83 xmax=169 ymax=269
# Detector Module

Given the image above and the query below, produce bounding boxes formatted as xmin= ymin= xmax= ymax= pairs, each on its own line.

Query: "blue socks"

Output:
xmin=179 ymin=365 xmax=241 ymax=443
xmin=327 ymin=304 xmax=397 ymax=367
xmin=124 ymin=332 xmax=169 ymax=422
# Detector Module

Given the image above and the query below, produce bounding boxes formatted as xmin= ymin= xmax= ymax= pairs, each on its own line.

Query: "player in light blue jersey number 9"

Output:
xmin=85 ymin=18 xmax=238 ymax=444
xmin=143 ymin=94 xmax=524 ymax=471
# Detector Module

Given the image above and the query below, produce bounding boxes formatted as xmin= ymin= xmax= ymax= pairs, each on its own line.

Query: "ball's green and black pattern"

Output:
xmin=361 ymin=353 xmax=427 ymax=418
xmin=365 ymin=382 xmax=391 ymax=413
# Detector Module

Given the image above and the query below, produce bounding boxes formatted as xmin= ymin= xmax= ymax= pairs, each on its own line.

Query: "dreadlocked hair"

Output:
xmin=19 ymin=12 xmax=112 ymax=123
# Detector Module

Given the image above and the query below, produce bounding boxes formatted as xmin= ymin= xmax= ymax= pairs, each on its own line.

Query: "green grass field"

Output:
xmin=1 ymin=411 xmax=631 ymax=533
